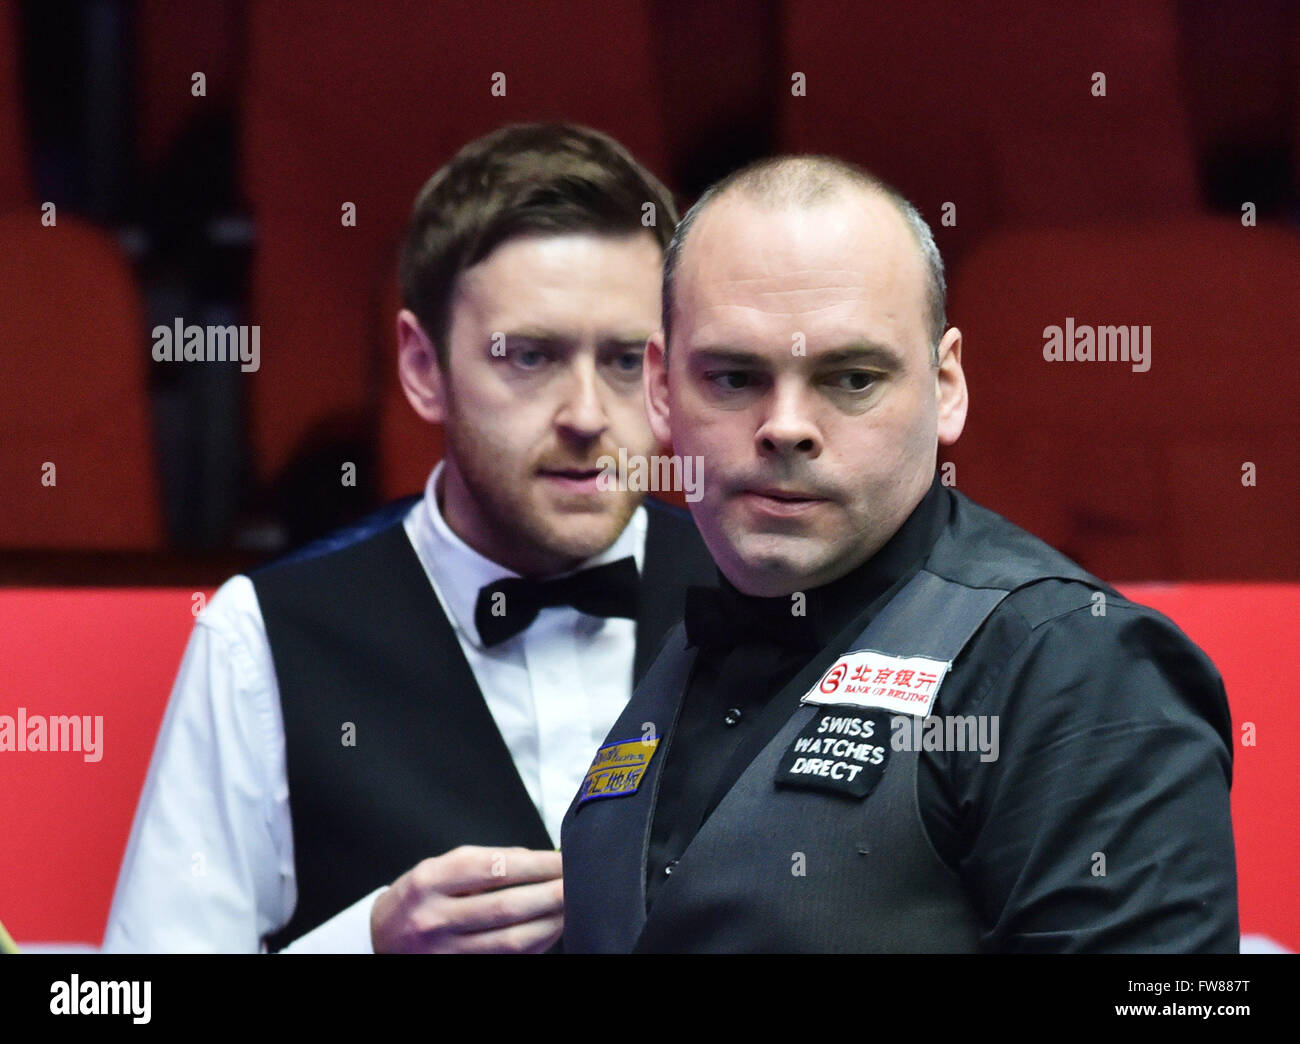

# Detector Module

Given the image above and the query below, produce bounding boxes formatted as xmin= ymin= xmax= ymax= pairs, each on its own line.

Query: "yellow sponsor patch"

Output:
xmin=577 ymin=736 xmax=659 ymax=804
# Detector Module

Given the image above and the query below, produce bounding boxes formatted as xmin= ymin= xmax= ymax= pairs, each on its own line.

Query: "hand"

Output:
xmin=370 ymin=845 xmax=563 ymax=954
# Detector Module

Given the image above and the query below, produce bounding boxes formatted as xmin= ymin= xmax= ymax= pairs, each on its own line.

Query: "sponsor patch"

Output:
xmin=577 ymin=736 xmax=658 ymax=803
xmin=802 ymin=650 xmax=949 ymax=717
xmin=775 ymin=709 xmax=889 ymax=799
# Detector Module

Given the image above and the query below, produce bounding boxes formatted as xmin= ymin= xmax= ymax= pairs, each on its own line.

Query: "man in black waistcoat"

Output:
xmin=104 ymin=124 xmax=712 ymax=953
xmin=561 ymin=156 xmax=1239 ymax=953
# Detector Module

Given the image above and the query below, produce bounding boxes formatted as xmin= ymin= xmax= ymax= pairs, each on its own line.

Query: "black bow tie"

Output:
xmin=684 ymin=583 xmax=821 ymax=655
xmin=473 ymin=557 xmax=640 ymax=648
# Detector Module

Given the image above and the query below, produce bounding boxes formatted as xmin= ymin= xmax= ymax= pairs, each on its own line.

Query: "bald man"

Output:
xmin=560 ymin=155 xmax=1238 ymax=953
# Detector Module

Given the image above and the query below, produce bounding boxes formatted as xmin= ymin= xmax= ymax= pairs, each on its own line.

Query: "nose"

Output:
xmin=554 ymin=356 xmax=610 ymax=442
xmin=755 ymin=378 xmax=822 ymax=459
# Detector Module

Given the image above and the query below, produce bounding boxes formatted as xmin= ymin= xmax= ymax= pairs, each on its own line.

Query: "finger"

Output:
xmin=442 ymin=877 xmax=565 ymax=935
xmin=431 ymin=845 xmax=563 ymax=895
xmin=453 ymin=912 xmax=565 ymax=955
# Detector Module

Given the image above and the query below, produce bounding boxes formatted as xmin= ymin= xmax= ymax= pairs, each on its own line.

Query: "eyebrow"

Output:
xmin=816 ymin=342 xmax=904 ymax=367
xmin=691 ymin=341 xmax=905 ymax=367
xmin=501 ymin=331 xmax=650 ymax=348
xmin=690 ymin=347 xmax=763 ymax=367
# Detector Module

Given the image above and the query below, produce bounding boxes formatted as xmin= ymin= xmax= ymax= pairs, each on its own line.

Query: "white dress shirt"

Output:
xmin=102 ymin=461 xmax=646 ymax=953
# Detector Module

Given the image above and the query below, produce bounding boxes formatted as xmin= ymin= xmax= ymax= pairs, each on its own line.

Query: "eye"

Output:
xmin=827 ymin=370 xmax=878 ymax=392
xmin=607 ymin=349 xmax=644 ymax=374
xmin=708 ymin=371 xmax=755 ymax=391
xmin=510 ymin=345 xmax=553 ymax=369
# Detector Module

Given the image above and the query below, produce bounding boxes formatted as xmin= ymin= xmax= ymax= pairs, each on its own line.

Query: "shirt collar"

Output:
xmin=404 ymin=460 xmax=648 ymax=649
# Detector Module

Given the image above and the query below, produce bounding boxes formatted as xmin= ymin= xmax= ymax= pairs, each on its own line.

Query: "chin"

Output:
xmin=531 ymin=503 xmax=635 ymax=564
xmin=716 ymin=549 xmax=807 ymax=598
xmin=717 ymin=534 xmax=846 ymax=597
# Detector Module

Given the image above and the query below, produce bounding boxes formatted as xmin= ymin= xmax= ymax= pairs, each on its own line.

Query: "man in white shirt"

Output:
xmin=103 ymin=123 xmax=713 ymax=954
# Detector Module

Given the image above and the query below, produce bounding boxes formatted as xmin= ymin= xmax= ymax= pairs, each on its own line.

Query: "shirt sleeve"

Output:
xmin=948 ymin=597 xmax=1239 ymax=954
xmin=277 ymin=888 xmax=384 ymax=953
xmin=101 ymin=576 xmax=295 ymax=953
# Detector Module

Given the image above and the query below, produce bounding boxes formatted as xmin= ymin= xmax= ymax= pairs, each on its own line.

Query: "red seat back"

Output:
xmin=0 ymin=213 xmax=163 ymax=549
xmin=777 ymin=0 xmax=1197 ymax=263
xmin=946 ymin=218 xmax=1300 ymax=580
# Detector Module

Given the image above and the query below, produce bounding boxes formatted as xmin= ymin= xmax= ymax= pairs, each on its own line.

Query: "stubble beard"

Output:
xmin=440 ymin=412 xmax=642 ymax=577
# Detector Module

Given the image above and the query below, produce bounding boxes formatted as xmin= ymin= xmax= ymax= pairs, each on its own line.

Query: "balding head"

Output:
xmin=662 ymin=156 xmax=947 ymax=363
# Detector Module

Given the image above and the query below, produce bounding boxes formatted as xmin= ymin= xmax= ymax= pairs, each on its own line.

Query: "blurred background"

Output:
xmin=1 ymin=0 xmax=1298 ymax=583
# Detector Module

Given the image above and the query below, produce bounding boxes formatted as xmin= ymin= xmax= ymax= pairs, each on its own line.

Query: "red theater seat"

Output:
xmin=946 ymin=217 xmax=1300 ymax=581
xmin=0 ymin=213 xmax=164 ymax=549
xmin=777 ymin=0 xmax=1197 ymax=262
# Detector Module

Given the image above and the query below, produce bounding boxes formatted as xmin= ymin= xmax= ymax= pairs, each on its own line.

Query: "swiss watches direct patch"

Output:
xmin=775 ymin=709 xmax=889 ymax=798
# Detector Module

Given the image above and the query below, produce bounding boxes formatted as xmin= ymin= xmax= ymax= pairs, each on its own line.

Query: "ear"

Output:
xmin=397 ymin=309 xmax=446 ymax=425
xmin=644 ymin=330 xmax=673 ymax=450
xmin=935 ymin=326 xmax=968 ymax=447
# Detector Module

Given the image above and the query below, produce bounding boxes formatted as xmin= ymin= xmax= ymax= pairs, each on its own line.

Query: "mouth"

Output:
xmin=738 ymin=486 xmax=829 ymax=516
xmin=538 ymin=465 xmax=607 ymax=493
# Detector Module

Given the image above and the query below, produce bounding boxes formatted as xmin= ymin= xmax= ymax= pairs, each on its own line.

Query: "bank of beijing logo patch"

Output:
xmin=577 ymin=736 xmax=658 ymax=803
xmin=802 ymin=650 xmax=949 ymax=717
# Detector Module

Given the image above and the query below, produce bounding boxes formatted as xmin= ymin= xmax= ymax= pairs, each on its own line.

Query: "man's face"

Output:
xmin=647 ymin=190 xmax=966 ymax=596
xmin=428 ymin=231 xmax=663 ymax=576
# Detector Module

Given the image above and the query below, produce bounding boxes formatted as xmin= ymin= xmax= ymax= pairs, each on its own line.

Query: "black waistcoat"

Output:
xmin=252 ymin=497 xmax=713 ymax=950
xmin=562 ymin=491 xmax=1107 ymax=952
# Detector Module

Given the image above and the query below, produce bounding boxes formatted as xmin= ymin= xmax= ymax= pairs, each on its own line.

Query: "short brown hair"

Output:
xmin=400 ymin=122 xmax=678 ymax=367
